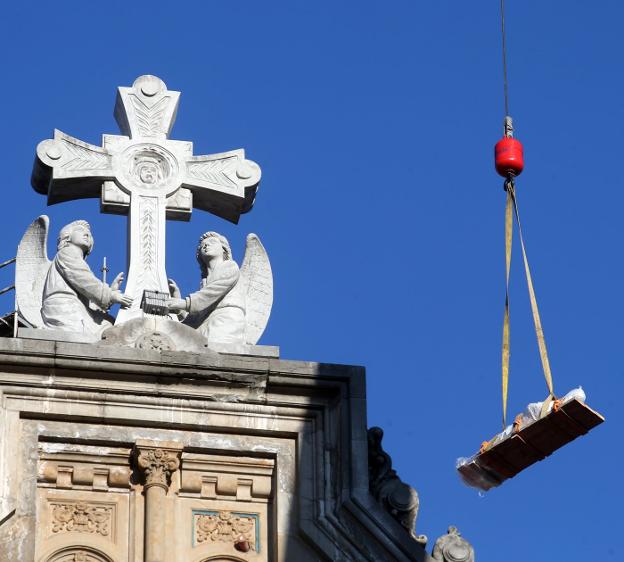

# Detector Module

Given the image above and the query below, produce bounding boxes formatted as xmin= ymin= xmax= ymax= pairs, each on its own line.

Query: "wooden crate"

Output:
xmin=458 ymin=399 xmax=604 ymax=491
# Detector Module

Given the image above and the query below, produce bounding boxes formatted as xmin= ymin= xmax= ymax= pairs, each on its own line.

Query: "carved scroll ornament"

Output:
xmin=195 ymin=510 xmax=257 ymax=553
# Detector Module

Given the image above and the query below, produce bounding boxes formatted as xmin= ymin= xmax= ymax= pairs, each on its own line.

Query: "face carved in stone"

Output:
xmin=139 ymin=162 xmax=158 ymax=184
xmin=131 ymin=153 xmax=165 ymax=187
xmin=135 ymin=157 xmax=161 ymax=185
xmin=69 ymin=224 xmax=94 ymax=254
xmin=199 ymin=236 xmax=223 ymax=263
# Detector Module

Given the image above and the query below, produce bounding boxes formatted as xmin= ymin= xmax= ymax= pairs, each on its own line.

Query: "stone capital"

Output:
xmin=134 ymin=439 xmax=183 ymax=491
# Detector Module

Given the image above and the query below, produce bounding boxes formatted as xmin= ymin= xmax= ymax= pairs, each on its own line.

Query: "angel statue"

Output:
xmin=167 ymin=231 xmax=273 ymax=346
xmin=15 ymin=216 xmax=132 ymax=338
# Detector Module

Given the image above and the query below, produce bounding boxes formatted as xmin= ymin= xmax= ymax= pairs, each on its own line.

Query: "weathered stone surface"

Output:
xmin=100 ymin=316 xmax=215 ymax=354
xmin=432 ymin=527 xmax=475 ymax=562
xmin=368 ymin=426 xmax=425 ymax=544
xmin=208 ymin=341 xmax=279 ymax=358
xmin=0 ymin=337 xmax=474 ymax=561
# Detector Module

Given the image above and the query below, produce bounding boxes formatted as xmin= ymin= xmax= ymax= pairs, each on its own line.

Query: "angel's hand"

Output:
xmin=111 ymin=291 xmax=133 ymax=308
xmin=110 ymin=272 xmax=124 ymax=291
xmin=168 ymin=278 xmax=181 ymax=298
xmin=167 ymin=297 xmax=187 ymax=312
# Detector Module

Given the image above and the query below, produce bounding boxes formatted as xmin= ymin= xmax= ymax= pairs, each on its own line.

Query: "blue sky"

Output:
xmin=0 ymin=1 xmax=620 ymax=560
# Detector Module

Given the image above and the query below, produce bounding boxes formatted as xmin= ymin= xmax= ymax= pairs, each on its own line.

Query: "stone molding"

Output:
xmin=38 ymin=443 xmax=132 ymax=491
xmin=179 ymin=453 xmax=274 ymax=502
xmin=44 ymin=546 xmax=114 ymax=562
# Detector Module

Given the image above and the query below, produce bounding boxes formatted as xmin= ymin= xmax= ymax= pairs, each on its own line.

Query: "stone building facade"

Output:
xmin=0 ymin=338 xmax=472 ymax=561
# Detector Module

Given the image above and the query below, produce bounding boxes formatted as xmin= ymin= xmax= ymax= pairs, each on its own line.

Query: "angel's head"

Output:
xmin=57 ymin=220 xmax=93 ymax=256
xmin=196 ymin=231 xmax=232 ymax=275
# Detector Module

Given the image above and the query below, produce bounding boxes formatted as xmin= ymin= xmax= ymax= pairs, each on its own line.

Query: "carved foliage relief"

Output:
xmin=194 ymin=510 xmax=259 ymax=552
xmin=135 ymin=196 xmax=160 ymax=296
xmin=49 ymin=501 xmax=115 ymax=539
xmin=129 ymin=95 xmax=170 ymax=137
xmin=186 ymin=157 xmax=238 ymax=188
xmin=60 ymin=138 xmax=110 ymax=172
xmin=136 ymin=447 xmax=181 ymax=489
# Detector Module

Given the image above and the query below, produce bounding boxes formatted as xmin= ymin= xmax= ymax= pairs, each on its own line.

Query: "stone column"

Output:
xmin=134 ymin=439 xmax=183 ymax=562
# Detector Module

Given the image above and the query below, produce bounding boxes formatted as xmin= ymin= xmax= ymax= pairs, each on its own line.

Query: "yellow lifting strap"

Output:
xmin=501 ymin=181 xmax=555 ymax=429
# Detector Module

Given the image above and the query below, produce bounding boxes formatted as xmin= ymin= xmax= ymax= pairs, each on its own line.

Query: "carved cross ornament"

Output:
xmin=32 ymin=75 xmax=261 ymax=323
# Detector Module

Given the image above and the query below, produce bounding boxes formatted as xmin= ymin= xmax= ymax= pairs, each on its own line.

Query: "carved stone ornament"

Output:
xmin=100 ymin=315 xmax=218 ymax=356
xmin=432 ymin=526 xmax=475 ymax=562
xmin=135 ymin=445 xmax=181 ymax=490
xmin=135 ymin=330 xmax=175 ymax=351
xmin=15 ymin=216 xmax=121 ymax=337
xmin=50 ymin=501 xmax=113 ymax=537
xmin=17 ymin=76 xmax=274 ymax=351
xmin=367 ymin=426 xmax=425 ymax=544
xmin=31 ymin=75 xmax=262 ymax=326
xmin=195 ymin=510 xmax=258 ymax=552
xmin=170 ymin=232 xmax=273 ymax=345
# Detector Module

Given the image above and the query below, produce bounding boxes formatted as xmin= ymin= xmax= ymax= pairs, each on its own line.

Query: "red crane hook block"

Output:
xmin=495 ymin=136 xmax=524 ymax=178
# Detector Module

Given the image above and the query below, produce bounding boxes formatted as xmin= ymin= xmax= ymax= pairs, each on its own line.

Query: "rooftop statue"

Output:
xmin=168 ymin=232 xmax=272 ymax=345
xmin=30 ymin=75 xmax=261 ymax=326
xmin=16 ymin=216 xmax=132 ymax=338
xmin=14 ymin=75 xmax=273 ymax=353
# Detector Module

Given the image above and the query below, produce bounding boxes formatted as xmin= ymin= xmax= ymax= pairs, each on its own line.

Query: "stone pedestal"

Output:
xmin=0 ymin=338 xmax=469 ymax=561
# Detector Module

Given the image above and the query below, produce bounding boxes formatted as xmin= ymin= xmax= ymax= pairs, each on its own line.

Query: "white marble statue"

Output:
xmin=32 ymin=75 xmax=261 ymax=326
xmin=15 ymin=216 xmax=132 ymax=337
xmin=167 ymin=232 xmax=273 ymax=345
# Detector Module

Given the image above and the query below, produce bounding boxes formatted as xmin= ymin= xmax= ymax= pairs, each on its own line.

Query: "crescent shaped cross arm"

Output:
xmin=31 ymin=130 xmax=115 ymax=205
xmin=183 ymin=149 xmax=261 ymax=224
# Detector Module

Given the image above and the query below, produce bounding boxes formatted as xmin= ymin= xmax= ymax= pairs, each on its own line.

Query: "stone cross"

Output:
xmin=31 ymin=75 xmax=261 ymax=323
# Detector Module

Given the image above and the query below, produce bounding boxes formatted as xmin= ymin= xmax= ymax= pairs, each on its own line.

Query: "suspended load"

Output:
xmin=457 ymin=388 xmax=603 ymax=491
xmin=456 ymin=1 xmax=604 ymax=491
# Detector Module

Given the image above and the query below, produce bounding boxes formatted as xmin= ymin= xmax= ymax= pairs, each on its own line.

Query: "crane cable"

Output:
xmin=500 ymin=0 xmax=510 ymax=117
xmin=499 ymin=1 xmax=556 ymax=431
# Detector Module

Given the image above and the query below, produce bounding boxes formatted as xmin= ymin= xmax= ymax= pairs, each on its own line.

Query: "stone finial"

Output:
xmin=432 ymin=527 xmax=475 ymax=562
xmin=367 ymin=427 xmax=425 ymax=544
xmin=134 ymin=440 xmax=182 ymax=491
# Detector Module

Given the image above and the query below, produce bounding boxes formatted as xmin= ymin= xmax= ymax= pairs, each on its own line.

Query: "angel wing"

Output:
xmin=239 ymin=233 xmax=273 ymax=345
xmin=15 ymin=215 xmax=51 ymax=328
